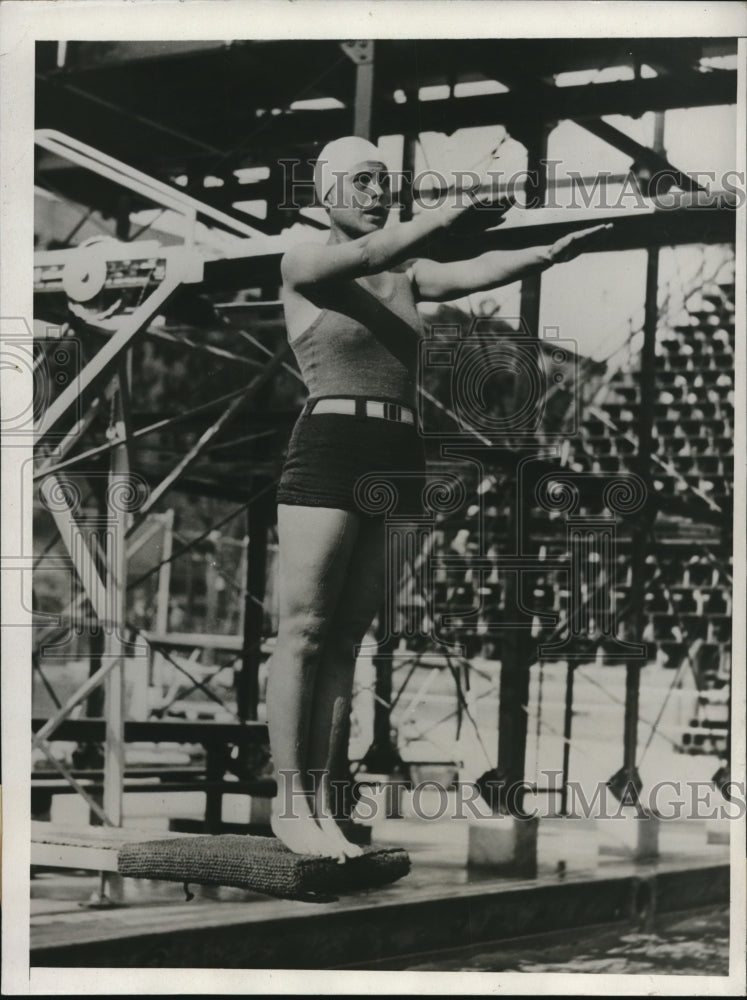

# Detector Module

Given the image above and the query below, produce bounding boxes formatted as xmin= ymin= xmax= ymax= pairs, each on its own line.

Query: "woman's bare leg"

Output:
xmin=266 ymin=503 xmax=361 ymax=859
xmin=307 ymin=516 xmax=386 ymax=855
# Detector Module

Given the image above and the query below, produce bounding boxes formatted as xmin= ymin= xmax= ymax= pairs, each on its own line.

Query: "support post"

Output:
xmin=358 ymin=505 xmax=437 ymax=780
xmin=363 ymin=623 xmax=401 ymax=774
xmin=400 ymin=127 xmax=418 ymax=223
xmin=204 ymin=746 xmax=223 ymax=834
xmin=237 ymin=534 xmax=249 ymax=636
xmin=95 ymin=364 xmax=130 ymax=903
xmin=341 ymin=40 xmax=375 ymax=140
xmin=115 ymin=193 xmax=131 ymax=241
xmin=616 ymin=248 xmax=657 ymax=801
xmin=345 ymin=37 xmax=408 ymax=783
xmin=152 ymin=509 xmax=174 ymax=693
xmin=79 ymin=558 xmax=105 ymax=780
xmin=612 ymin=112 xmax=665 ymax=804
xmin=492 ymin=123 xmax=550 ymax=815
xmin=560 ymin=662 xmax=575 ymax=816
xmin=88 ymin=628 xmax=106 ymax=716
xmin=203 ymin=542 xmax=220 ymax=668
xmin=517 ymin=123 xmax=550 ymax=332
xmin=102 ymin=373 xmax=129 ymax=831
xmin=237 ymin=490 xmax=271 ymax=722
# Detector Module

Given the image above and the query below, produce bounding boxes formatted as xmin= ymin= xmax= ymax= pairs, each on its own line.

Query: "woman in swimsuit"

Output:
xmin=268 ymin=136 xmax=609 ymax=860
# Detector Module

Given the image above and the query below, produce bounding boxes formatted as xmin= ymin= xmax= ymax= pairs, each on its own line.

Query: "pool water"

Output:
xmin=395 ymin=905 xmax=730 ymax=975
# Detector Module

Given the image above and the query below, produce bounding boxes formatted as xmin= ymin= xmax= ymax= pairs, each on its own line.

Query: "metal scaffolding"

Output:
xmin=31 ymin=37 xmax=737 ymax=837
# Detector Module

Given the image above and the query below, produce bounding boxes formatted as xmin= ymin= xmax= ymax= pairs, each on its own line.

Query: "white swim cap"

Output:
xmin=314 ymin=136 xmax=388 ymax=205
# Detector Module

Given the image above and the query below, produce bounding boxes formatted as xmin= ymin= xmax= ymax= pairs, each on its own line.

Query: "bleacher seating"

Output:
xmin=408 ymin=278 xmax=734 ymax=754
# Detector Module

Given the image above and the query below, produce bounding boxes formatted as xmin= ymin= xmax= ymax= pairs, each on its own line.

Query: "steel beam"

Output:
xmin=341 ymin=40 xmax=376 ymax=140
xmin=577 ymin=117 xmax=704 ymax=193
xmin=237 ymin=496 xmax=271 ymax=722
xmin=480 ymin=60 xmax=708 ymax=195
xmin=38 ymin=67 xmax=731 ymax=179
xmin=31 ymin=738 xmax=113 ymax=825
xmin=36 ymin=265 xmax=186 ymax=444
xmin=61 ymin=40 xmax=233 ymax=72
xmin=400 ymin=125 xmax=418 ymax=223
xmin=31 ymin=716 xmax=268 ymax=743
xmin=492 ymin=123 xmax=549 ymax=815
xmin=189 ymin=70 xmax=737 ymax=165
xmin=200 ymin=197 xmax=736 ymax=299
xmin=104 ymin=370 xmax=129 ymax=834
xmin=181 ymin=172 xmax=634 ymax=214
xmin=33 ymin=654 xmax=123 ymax=744
xmin=35 ymin=379 xmax=118 ymax=476
xmin=615 ymin=112 xmax=667 ymax=805
xmin=152 ymin=510 xmax=174 ymax=692
xmin=33 ymin=385 xmax=250 ymax=481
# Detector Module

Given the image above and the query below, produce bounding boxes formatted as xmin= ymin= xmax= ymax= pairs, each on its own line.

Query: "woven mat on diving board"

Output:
xmin=118 ymin=834 xmax=410 ymax=901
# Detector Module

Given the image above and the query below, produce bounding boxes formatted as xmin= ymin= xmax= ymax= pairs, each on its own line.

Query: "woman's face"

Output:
xmin=326 ymin=159 xmax=392 ymax=239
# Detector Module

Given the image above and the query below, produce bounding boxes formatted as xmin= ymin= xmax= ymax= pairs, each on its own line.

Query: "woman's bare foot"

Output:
xmin=271 ymin=811 xmax=346 ymax=863
xmin=316 ymin=814 xmax=364 ymax=859
xmin=314 ymin=770 xmax=364 ymax=859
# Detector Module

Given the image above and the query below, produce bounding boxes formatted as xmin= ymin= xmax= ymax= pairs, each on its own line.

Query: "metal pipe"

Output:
xmin=494 ymin=122 xmax=550 ymax=814
xmin=560 ymin=663 xmax=575 ymax=816
xmin=35 ymin=128 xmax=263 ymax=237
xmin=353 ymin=42 xmax=375 ymax=139
xmin=238 ymin=497 xmax=270 ymax=721
xmin=618 ymin=111 xmax=666 ymax=801
xmin=37 ymin=266 xmax=184 ymax=443
xmin=33 ymin=385 xmax=249 ymax=480
xmin=34 ymin=654 xmax=123 ymax=744
xmin=102 ymin=371 xmax=130 ymax=827
xmin=31 ymin=737 xmax=113 ymax=825
xmin=152 ymin=510 xmax=174 ymax=693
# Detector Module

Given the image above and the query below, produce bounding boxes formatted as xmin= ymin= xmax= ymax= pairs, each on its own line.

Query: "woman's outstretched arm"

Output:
xmin=281 ymin=193 xmax=513 ymax=289
xmin=408 ymin=223 xmax=613 ymax=303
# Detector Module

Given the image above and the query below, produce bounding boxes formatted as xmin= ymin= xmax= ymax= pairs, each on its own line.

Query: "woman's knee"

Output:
xmin=276 ymin=613 xmax=329 ymax=667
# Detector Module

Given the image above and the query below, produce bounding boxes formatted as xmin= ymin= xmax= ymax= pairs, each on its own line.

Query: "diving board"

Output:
xmin=32 ymin=823 xmax=410 ymax=901
xmin=32 ymin=822 xmax=191 ymax=873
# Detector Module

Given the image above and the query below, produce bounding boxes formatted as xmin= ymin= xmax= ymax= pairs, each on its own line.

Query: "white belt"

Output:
xmin=309 ymin=397 xmax=415 ymax=425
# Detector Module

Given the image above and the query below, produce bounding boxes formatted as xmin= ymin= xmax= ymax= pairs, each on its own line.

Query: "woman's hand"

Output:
xmin=444 ymin=171 xmax=516 ymax=233
xmin=548 ymin=223 xmax=613 ymax=263
xmin=451 ymin=192 xmax=515 ymax=233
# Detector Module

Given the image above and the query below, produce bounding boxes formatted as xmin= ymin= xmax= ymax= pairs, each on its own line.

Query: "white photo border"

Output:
xmin=1 ymin=2 xmax=745 ymax=995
